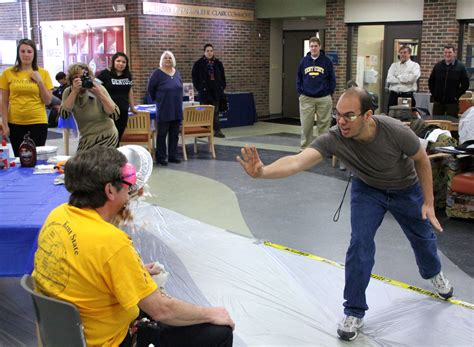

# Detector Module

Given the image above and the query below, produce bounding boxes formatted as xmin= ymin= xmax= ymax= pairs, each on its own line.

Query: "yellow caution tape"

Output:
xmin=264 ymin=241 xmax=474 ymax=310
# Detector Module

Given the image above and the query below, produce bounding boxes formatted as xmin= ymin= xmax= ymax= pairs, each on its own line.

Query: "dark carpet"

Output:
xmin=178 ymin=142 xmax=474 ymax=278
xmin=262 ymin=117 xmax=301 ymax=125
xmin=233 ymin=132 xmax=300 ymax=147
xmin=435 ymin=210 xmax=474 ymax=277
xmin=47 ymin=130 xmax=62 ymax=140
xmin=179 ymin=143 xmax=351 ymax=182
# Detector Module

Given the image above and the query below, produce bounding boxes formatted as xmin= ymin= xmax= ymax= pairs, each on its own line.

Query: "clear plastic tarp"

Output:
xmin=126 ymin=201 xmax=474 ymax=347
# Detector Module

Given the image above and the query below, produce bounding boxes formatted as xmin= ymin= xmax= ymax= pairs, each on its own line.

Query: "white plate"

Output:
xmin=117 ymin=145 xmax=153 ymax=191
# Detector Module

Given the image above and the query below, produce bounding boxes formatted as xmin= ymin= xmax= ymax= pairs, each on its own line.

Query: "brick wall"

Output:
xmin=325 ymin=0 xmax=347 ymax=102
xmin=0 ymin=1 xmax=28 ymax=70
xmin=419 ymin=0 xmax=459 ymax=92
xmin=0 ymin=0 xmax=270 ymax=117
xmin=132 ymin=0 xmax=270 ymax=117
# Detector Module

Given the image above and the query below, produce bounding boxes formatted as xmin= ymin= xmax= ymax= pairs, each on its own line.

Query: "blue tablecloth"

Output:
xmin=132 ymin=104 xmax=157 ymax=119
xmin=131 ymin=97 xmax=256 ymax=128
xmin=58 ymin=114 xmax=78 ymax=131
xmin=0 ymin=167 xmax=70 ymax=276
xmin=220 ymin=92 xmax=257 ymax=128
xmin=131 ymin=103 xmax=199 ymax=120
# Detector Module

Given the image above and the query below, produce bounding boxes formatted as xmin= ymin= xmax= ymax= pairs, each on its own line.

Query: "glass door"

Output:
xmin=356 ymin=25 xmax=384 ymax=114
xmin=464 ymin=23 xmax=474 ymax=90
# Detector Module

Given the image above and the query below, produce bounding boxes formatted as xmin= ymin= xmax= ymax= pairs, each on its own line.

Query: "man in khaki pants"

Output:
xmin=297 ymin=37 xmax=336 ymax=149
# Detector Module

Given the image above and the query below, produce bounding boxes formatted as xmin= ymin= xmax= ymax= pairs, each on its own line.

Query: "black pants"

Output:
xmin=115 ymin=108 xmax=129 ymax=144
xmin=432 ymin=102 xmax=459 ymax=117
xmin=388 ymin=91 xmax=416 ymax=108
xmin=119 ymin=322 xmax=233 ymax=347
xmin=156 ymin=120 xmax=180 ymax=161
xmin=8 ymin=123 xmax=48 ymax=157
xmin=47 ymin=108 xmax=59 ymax=128
xmin=200 ymin=98 xmax=221 ymax=131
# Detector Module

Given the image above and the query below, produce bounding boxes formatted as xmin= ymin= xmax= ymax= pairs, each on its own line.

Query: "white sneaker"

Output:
xmin=430 ymin=271 xmax=454 ymax=299
xmin=337 ymin=315 xmax=364 ymax=341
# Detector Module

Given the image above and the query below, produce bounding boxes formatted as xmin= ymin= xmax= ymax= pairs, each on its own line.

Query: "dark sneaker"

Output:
xmin=157 ymin=160 xmax=168 ymax=166
xmin=214 ymin=130 xmax=226 ymax=138
xmin=168 ymin=158 xmax=181 ymax=164
xmin=337 ymin=315 xmax=363 ymax=341
xmin=430 ymin=271 xmax=454 ymax=299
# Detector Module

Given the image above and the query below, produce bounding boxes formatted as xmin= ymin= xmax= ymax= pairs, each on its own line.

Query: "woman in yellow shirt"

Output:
xmin=0 ymin=38 xmax=53 ymax=156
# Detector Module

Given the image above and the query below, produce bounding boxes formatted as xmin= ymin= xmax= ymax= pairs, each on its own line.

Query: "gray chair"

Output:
xmin=20 ymin=274 xmax=87 ymax=347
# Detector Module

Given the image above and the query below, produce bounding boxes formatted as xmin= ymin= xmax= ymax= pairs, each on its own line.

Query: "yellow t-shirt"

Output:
xmin=0 ymin=67 xmax=53 ymax=124
xmin=33 ymin=203 xmax=157 ymax=347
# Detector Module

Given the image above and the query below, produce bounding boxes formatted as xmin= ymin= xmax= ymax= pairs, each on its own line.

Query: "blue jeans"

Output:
xmin=343 ymin=178 xmax=442 ymax=318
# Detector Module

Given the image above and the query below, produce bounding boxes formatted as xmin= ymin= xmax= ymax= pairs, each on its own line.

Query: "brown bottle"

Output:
xmin=19 ymin=132 xmax=37 ymax=167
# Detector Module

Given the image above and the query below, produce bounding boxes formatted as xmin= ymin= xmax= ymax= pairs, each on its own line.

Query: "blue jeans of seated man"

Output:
xmin=343 ymin=177 xmax=442 ymax=319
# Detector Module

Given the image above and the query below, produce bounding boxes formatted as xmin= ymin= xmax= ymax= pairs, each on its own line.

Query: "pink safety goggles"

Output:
xmin=121 ymin=163 xmax=137 ymax=191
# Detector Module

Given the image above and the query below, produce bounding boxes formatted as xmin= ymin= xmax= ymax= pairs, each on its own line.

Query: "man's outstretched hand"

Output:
xmin=236 ymin=145 xmax=264 ymax=178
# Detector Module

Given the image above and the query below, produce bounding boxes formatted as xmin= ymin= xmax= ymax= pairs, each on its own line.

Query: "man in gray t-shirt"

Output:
xmin=237 ymin=87 xmax=453 ymax=342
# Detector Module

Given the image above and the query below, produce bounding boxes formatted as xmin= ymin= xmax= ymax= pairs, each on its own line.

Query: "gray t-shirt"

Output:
xmin=311 ymin=115 xmax=420 ymax=189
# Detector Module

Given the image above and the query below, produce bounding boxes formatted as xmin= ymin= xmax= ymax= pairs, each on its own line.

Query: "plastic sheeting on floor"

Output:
xmin=126 ymin=201 xmax=474 ymax=347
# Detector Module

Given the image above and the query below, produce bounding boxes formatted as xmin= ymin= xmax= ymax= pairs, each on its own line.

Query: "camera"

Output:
xmin=81 ymin=70 xmax=94 ymax=89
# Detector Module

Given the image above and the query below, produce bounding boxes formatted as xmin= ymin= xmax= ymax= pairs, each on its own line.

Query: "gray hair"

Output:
xmin=159 ymin=50 xmax=176 ymax=68
xmin=65 ymin=147 xmax=127 ymax=209
xmin=66 ymin=63 xmax=94 ymax=86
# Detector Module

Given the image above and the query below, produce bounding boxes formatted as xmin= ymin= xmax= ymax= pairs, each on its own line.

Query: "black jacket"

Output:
xmin=428 ymin=59 xmax=469 ymax=104
xmin=191 ymin=56 xmax=226 ymax=102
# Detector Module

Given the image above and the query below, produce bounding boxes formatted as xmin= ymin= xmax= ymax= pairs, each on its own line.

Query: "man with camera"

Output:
xmin=60 ymin=63 xmax=120 ymax=152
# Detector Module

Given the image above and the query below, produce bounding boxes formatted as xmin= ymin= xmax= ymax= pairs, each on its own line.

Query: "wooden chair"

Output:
xmin=180 ymin=105 xmax=216 ymax=160
xmin=459 ymin=91 xmax=473 ymax=115
xmin=424 ymin=120 xmax=453 ymax=131
xmin=120 ymin=111 xmax=155 ymax=157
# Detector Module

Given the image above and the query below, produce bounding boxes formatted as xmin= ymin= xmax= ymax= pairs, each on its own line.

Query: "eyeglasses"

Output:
xmin=121 ymin=180 xmax=134 ymax=194
xmin=120 ymin=163 xmax=137 ymax=195
xmin=335 ymin=111 xmax=364 ymax=122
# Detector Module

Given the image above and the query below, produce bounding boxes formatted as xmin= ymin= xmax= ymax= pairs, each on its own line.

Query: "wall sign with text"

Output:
xmin=143 ymin=2 xmax=254 ymax=21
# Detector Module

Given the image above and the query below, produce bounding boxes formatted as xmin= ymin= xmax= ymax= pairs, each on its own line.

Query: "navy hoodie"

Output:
xmin=296 ymin=50 xmax=336 ymax=98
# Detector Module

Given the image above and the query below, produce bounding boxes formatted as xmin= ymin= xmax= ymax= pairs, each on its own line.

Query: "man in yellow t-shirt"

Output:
xmin=33 ymin=147 xmax=234 ymax=346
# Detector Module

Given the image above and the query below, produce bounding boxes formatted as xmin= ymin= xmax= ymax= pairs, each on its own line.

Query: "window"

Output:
xmin=41 ymin=17 xmax=126 ymax=86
